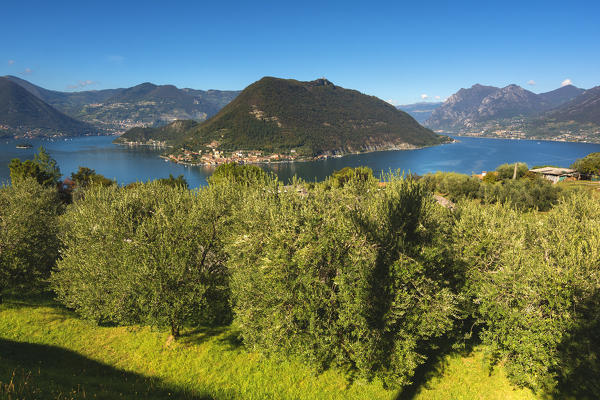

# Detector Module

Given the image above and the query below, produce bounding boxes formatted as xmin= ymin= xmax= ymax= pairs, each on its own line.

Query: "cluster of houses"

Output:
xmin=167 ymin=147 xmax=298 ymax=166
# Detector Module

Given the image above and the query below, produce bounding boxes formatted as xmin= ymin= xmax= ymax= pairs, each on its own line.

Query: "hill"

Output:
xmin=4 ymin=76 xmax=240 ymax=133
xmin=154 ymin=77 xmax=448 ymax=160
xmin=0 ymin=77 xmax=98 ymax=138
xmin=115 ymin=120 xmax=199 ymax=144
xmin=397 ymin=102 xmax=443 ymax=123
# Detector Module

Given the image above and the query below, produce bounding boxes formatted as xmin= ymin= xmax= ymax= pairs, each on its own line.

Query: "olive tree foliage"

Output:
xmin=51 ymin=182 xmax=233 ymax=337
xmin=226 ymin=173 xmax=461 ymax=387
xmin=571 ymin=152 xmax=600 ymax=176
xmin=8 ymin=147 xmax=62 ymax=187
xmin=0 ymin=178 xmax=62 ymax=301
xmin=454 ymin=195 xmax=600 ymax=396
xmin=495 ymin=162 xmax=529 ymax=180
xmin=208 ymin=162 xmax=271 ymax=186
xmin=421 ymin=172 xmax=481 ymax=202
xmin=479 ymin=176 xmax=561 ymax=211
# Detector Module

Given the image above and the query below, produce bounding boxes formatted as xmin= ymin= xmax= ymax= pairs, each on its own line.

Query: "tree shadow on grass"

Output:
xmin=0 ymin=339 xmax=212 ymax=400
xmin=178 ymin=325 xmax=243 ymax=351
xmin=552 ymin=289 xmax=600 ymax=399
xmin=393 ymin=323 xmax=481 ymax=400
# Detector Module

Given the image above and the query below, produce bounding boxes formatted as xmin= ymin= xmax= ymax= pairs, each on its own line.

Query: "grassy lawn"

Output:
xmin=0 ymin=295 xmax=537 ymax=400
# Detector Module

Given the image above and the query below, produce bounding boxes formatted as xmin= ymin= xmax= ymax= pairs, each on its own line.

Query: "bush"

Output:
xmin=329 ymin=166 xmax=376 ymax=188
xmin=8 ymin=147 xmax=62 ymax=187
xmin=495 ymin=162 xmax=529 ymax=180
xmin=209 ymin=162 xmax=270 ymax=186
xmin=226 ymin=174 xmax=460 ymax=387
xmin=0 ymin=178 xmax=62 ymax=301
xmin=479 ymin=177 xmax=561 ymax=211
xmin=454 ymin=195 xmax=600 ymax=395
xmin=421 ymin=172 xmax=481 ymax=202
xmin=571 ymin=152 xmax=600 ymax=176
xmin=71 ymin=167 xmax=116 ymax=189
xmin=51 ymin=182 xmax=232 ymax=337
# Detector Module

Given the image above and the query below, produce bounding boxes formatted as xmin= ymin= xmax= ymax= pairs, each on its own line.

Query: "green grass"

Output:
xmin=0 ymin=295 xmax=537 ymax=400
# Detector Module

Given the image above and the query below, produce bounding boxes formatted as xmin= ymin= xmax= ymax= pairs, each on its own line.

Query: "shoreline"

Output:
xmin=447 ymin=133 xmax=600 ymax=144
xmin=153 ymin=139 xmax=455 ymax=167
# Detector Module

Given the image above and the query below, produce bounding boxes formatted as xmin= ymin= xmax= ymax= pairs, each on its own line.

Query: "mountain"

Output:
xmin=426 ymin=83 xmax=585 ymax=132
xmin=396 ymin=102 xmax=442 ymax=123
xmin=4 ymin=75 xmax=121 ymax=115
xmin=546 ymin=86 xmax=600 ymax=125
xmin=117 ymin=77 xmax=448 ymax=156
xmin=426 ymin=84 xmax=499 ymax=131
xmin=0 ymin=77 xmax=98 ymax=138
xmin=4 ymin=76 xmax=240 ymax=132
xmin=538 ymin=85 xmax=585 ymax=108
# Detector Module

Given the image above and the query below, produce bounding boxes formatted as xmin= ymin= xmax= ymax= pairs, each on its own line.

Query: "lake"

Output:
xmin=2 ymin=135 xmax=600 ymax=187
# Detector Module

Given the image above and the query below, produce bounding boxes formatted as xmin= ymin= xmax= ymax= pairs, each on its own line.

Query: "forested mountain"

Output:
xmin=396 ymin=102 xmax=442 ymax=123
xmin=3 ymin=76 xmax=240 ymax=132
xmin=118 ymin=77 xmax=448 ymax=156
xmin=0 ymin=77 xmax=98 ymax=138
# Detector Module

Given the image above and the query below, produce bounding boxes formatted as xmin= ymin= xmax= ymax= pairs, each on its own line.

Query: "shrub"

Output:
xmin=495 ymin=162 xmax=529 ymax=180
xmin=481 ymin=171 xmax=498 ymax=184
xmin=51 ymin=182 xmax=232 ymax=337
xmin=421 ymin=172 xmax=481 ymax=202
xmin=571 ymin=152 xmax=600 ymax=176
xmin=8 ymin=147 xmax=61 ymax=187
xmin=479 ymin=177 xmax=561 ymax=211
xmin=71 ymin=167 xmax=115 ymax=189
xmin=329 ymin=166 xmax=376 ymax=188
xmin=209 ymin=162 xmax=270 ymax=186
xmin=226 ymin=174 xmax=460 ymax=387
xmin=0 ymin=178 xmax=62 ymax=301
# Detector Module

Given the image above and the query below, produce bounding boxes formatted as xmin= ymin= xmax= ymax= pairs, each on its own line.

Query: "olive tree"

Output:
xmin=0 ymin=178 xmax=62 ymax=301
xmin=226 ymin=173 xmax=460 ymax=387
xmin=454 ymin=195 xmax=600 ymax=395
xmin=52 ymin=182 xmax=232 ymax=337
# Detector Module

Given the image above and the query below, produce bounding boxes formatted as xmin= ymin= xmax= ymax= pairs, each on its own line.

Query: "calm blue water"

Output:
xmin=1 ymin=135 xmax=600 ymax=187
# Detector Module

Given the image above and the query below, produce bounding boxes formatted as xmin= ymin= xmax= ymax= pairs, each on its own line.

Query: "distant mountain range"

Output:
xmin=423 ymin=83 xmax=599 ymax=141
xmin=1 ymin=76 xmax=240 ymax=137
xmin=0 ymin=77 xmax=98 ymax=138
xmin=396 ymin=102 xmax=443 ymax=123
xmin=117 ymin=77 xmax=448 ymax=158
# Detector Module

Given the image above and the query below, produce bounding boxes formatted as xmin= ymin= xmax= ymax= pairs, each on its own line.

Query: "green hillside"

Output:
xmin=0 ymin=295 xmax=536 ymax=400
xmin=118 ymin=77 xmax=448 ymax=156
xmin=115 ymin=119 xmax=199 ymax=144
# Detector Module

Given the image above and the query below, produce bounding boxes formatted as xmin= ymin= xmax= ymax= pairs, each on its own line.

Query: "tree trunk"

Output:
xmin=170 ymin=323 xmax=180 ymax=339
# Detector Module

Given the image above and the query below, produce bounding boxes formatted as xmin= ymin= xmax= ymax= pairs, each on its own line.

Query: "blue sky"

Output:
xmin=2 ymin=0 xmax=599 ymax=104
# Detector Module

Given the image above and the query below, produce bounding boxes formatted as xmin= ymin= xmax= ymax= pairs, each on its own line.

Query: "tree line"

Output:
xmin=1 ymin=149 xmax=599 ymax=397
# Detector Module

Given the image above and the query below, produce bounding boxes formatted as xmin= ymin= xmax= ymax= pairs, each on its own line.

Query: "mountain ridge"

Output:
xmin=426 ymin=83 xmax=589 ymax=132
xmin=0 ymin=77 xmax=98 ymax=138
xmin=3 ymin=76 xmax=240 ymax=133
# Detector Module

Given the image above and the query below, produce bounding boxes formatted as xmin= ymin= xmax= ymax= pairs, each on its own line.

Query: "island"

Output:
xmin=115 ymin=77 xmax=450 ymax=165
